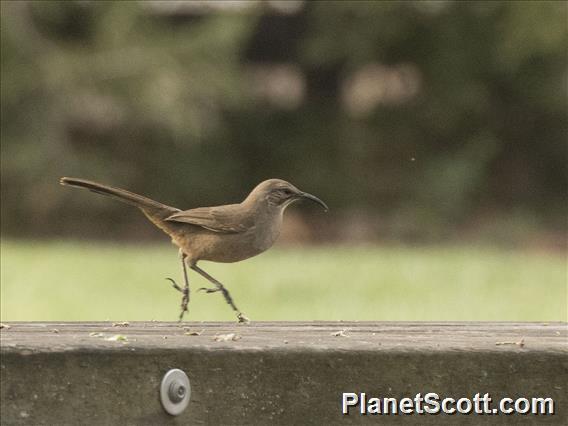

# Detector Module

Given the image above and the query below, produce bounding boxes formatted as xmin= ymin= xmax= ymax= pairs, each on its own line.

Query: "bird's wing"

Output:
xmin=165 ymin=204 xmax=254 ymax=233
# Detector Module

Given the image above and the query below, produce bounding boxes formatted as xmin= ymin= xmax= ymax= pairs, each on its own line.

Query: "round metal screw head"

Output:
xmin=169 ymin=382 xmax=186 ymax=403
xmin=160 ymin=369 xmax=191 ymax=416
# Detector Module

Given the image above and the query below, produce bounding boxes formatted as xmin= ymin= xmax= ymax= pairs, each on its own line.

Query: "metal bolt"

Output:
xmin=169 ymin=382 xmax=186 ymax=403
xmin=160 ymin=369 xmax=191 ymax=416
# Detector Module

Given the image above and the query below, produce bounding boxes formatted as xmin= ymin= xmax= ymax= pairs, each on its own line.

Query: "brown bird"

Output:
xmin=60 ymin=177 xmax=328 ymax=322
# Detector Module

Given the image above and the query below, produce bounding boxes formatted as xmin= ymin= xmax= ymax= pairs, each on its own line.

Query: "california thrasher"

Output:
xmin=60 ymin=177 xmax=328 ymax=322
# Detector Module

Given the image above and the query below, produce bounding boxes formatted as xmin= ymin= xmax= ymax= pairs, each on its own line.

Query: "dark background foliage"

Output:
xmin=1 ymin=1 xmax=566 ymax=247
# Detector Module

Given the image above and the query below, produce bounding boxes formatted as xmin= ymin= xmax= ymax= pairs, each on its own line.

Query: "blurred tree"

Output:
xmin=1 ymin=1 xmax=566 ymax=246
xmin=1 ymin=1 xmax=257 ymax=237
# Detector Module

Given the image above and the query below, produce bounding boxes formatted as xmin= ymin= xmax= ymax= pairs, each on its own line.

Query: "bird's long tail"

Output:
xmin=60 ymin=177 xmax=178 ymax=216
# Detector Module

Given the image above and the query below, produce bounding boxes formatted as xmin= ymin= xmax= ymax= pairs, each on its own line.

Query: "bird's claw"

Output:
xmin=198 ymin=286 xmax=219 ymax=294
xmin=237 ymin=313 xmax=250 ymax=324
xmin=166 ymin=277 xmax=183 ymax=293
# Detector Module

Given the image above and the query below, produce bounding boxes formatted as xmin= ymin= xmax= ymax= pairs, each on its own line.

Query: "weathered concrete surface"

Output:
xmin=1 ymin=322 xmax=566 ymax=425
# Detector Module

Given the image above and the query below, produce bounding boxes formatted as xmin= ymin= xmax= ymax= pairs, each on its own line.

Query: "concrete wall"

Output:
xmin=1 ymin=322 xmax=566 ymax=425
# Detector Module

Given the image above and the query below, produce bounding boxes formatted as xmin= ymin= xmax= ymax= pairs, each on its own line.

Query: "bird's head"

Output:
xmin=245 ymin=179 xmax=328 ymax=212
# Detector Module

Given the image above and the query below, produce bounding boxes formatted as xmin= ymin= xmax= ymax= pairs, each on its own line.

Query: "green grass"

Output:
xmin=1 ymin=239 xmax=566 ymax=321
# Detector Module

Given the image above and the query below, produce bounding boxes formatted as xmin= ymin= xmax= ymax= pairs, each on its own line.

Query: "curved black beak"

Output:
xmin=299 ymin=192 xmax=329 ymax=212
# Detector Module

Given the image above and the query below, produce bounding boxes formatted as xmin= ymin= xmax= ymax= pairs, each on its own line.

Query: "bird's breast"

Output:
xmin=173 ymin=209 xmax=284 ymax=264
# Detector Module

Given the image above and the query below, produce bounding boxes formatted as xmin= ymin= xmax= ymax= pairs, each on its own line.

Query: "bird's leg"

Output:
xmin=178 ymin=255 xmax=190 ymax=321
xmin=191 ymin=264 xmax=250 ymax=323
xmin=165 ymin=250 xmax=190 ymax=321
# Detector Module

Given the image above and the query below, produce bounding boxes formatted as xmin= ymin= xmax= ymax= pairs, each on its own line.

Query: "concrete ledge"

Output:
xmin=1 ymin=322 xmax=567 ymax=425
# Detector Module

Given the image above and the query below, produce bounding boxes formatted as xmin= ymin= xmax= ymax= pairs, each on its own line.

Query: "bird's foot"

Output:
xmin=166 ymin=277 xmax=183 ymax=293
xmin=237 ymin=313 xmax=250 ymax=324
xmin=178 ymin=286 xmax=189 ymax=322
xmin=167 ymin=278 xmax=190 ymax=321
xmin=198 ymin=286 xmax=220 ymax=294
